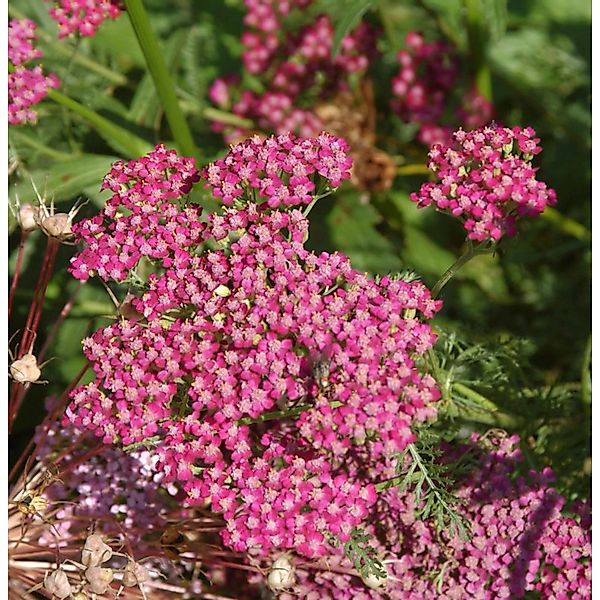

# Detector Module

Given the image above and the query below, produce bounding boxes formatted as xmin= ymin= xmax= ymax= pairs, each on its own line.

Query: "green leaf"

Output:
xmin=481 ymin=0 xmax=507 ymax=41
xmin=489 ymin=30 xmax=587 ymax=97
xmin=9 ymin=155 xmax=117 ymax=206
xmin=324 ymin=192 xmax=404 ymax=274
xmin=331 ymin=0 xmax=375 ymax=59
xmin=129 ymin=29 xmax=186 ymax=126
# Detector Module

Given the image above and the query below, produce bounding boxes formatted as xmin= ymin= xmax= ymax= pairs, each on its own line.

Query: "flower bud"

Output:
xmin=18 ymin=204 xmax=40 ymax=232
xmin=82 ymin=534 xmax=113 ymax=567
xmin=85 ymin=566 xmax=114 ymax=595
xmin=45 ymin=568 xmax=71 ymax=599
xmin=267 ymin=555 xmax=296 ymax=590
xmin=10 ymin=353 xmax=41 ymax=384
xmin=122 ymin=560 xmax=149 ymax=587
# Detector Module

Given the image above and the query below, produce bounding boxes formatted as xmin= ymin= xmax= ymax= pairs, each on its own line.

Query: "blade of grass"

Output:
xmin=124 ymin=0 xmax=198 ymax=159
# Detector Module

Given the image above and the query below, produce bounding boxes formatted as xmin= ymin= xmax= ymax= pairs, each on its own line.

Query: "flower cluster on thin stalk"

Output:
xmin=8 ymin=19 xmax=60 ymax=126
xmin=65 ymin=133 xmax=442 ymax=564
xmin=208 ymin=0 xmax=378 ymax=141
xmin=410 ymin=124 xmax=557 ymax=242
xmin=391 ymin=31 xmax=494 ymax=146
xmin=45 ymin=0 xmax=122 ymax=39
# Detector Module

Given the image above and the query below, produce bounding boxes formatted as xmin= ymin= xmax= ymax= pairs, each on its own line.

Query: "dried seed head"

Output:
xmin=122 ymin=560 xmax=150 ymax=587
xmin=45 ymin=568 xmax=72 ymax=599
xmin=18 ymin=203 xmax=41 ymax=232
xmin=82 ymin=534 xmax=113 ymax=567
xmin=10 ymin=353 xmax=41 ymax=384
xmin=35 ymin=196 xmax=87 ymax=242
xmin=85 ymin=566 xmax=114 ymax=595
xmin=267 ymin=555 xmax=296 ymax=590
xmin=40 ymin=213 xmax=73 ymax=241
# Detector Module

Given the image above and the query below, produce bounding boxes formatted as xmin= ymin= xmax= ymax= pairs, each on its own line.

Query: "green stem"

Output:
xmin=124 ymin=0 xmax=197 ymax=158
xmin=431 ymin=241 xmax=494 ymax=299
xmin=47 ymin=89 xmax=152 ymax=158
xmin=464 ymin=0 xmax=493 ymax=101
xmin=237 ymin=400 xmax=343 ymax=426
xmin=201 ymin=106 xmax=254 ymax=129
xmin=581 ymin=334 xmax=591 ymax=408
xmin=541 ymin=207 xmax=591 ymax=241
xmin=397 ymin=164 xmax=431 ymax=176
xmin=451 ymin=381 xmax=524 ymax=428
xmin=452 ymin=381 xmax=499 ymax=412
xmin=303 ymin=190 xmax=333 ymax=218
xmin=8 ymin=5 xmax=128 ymax=87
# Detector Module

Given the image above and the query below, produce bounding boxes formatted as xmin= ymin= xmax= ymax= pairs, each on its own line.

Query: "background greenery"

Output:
xmin=8 ymin=0 xmax=590 ymax=500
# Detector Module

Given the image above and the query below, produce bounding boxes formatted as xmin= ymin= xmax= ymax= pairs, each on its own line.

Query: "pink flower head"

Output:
xmin=69 ymin=144 xmax=202 ymax=282
xmin=410 ymin=124 xmax=557 ymax=242
xmin=66 ymin=140 xmax=443 ymax=560
xmin=8 ymin=19 xmax=60 ymax=126
xmin=208 ymin=6 xmax=378 ymax=140
xmin=47 ymin=0 xmax=122 ymax=38
xmin=9 ymin=19 xmax=42 ymax=66
xmin=202 ymin=132 xmax=352 ymax=208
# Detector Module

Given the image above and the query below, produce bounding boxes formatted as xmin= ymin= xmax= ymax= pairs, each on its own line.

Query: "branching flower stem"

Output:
xmin=431 ymin=239 xmax=495 ymax=298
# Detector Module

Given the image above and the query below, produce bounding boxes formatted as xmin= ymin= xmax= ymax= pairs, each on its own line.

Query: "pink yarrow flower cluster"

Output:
xmin=410 ymin=125 xmax=557 ymax=241
xmin=209 ymin=2 xmax=378 ymax=140
xmin=9 ymin=19 xmax=42 ymax=65
xmin=391 ymin=32 xmax=493 ymax=146
xmin=8 ymin=19 xmax=60 ymax=126
xmin=46 ymin=0 xmax=121 ymax=38
xmin=66 ymin=134 xmax=442 ymax=559
xmin=203 ymin=132 xmax=352 ymax=207
xmin=70 ymin=144 xmax=202 ymax=282
xmin=275 ymin=434 xmax=591 ymax=599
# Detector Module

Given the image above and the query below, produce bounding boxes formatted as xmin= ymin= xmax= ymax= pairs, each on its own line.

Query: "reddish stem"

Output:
xmin=8 ymin=364 xmax=89 ymax=478
xmin=18 ymin=238 xmax=60 ymax=357
xmin=9 ymin=239 xmax=60 ymax=431
xmin=8 ymin=230 xmax=28 ymax=319
xmin=38 ymin=282 xmax=83 ymax=363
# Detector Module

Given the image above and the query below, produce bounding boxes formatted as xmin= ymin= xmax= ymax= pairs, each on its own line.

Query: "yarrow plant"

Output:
xmin=8 ymin=2 xmax=590 ymax=598
xmin=272 ymin=433 xmax=591 ymax=599
xmin=8 ymin=19 xmax=60 ymax=125
xmin=65 ymin=134 xmax=442 ymax=561
xmin=411 ymin=124 xmax=557 ymax=242
xmin=46 ymin=0 xmax=122 ymax=38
